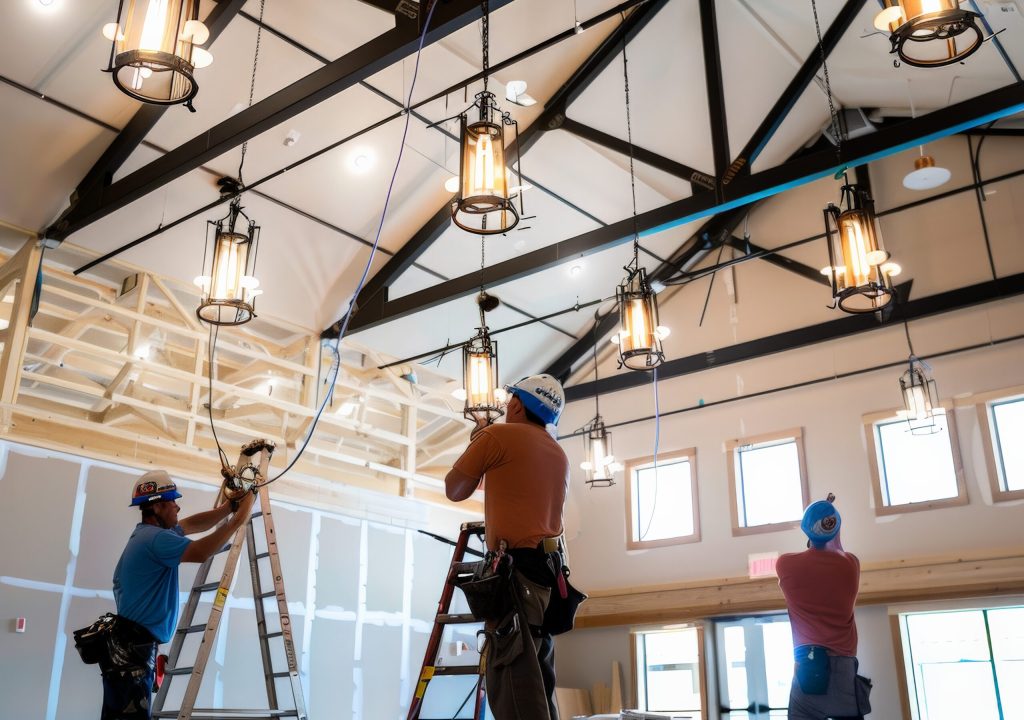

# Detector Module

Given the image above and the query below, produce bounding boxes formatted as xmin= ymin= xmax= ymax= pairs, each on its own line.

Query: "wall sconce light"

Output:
xmin=195 ymin=195 xmax=261 ymax=325
xmin=611 ymin=266 xmax=669 ymax=370
xmin=873 ymin=0 xmax=983 ymax=68
xmin=102 ymin=0 xmax=213 ymax=110
xmin=821 ymin=181 xmax=902 ymax=314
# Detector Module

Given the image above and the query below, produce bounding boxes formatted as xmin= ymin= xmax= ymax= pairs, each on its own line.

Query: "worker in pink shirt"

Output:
xmin=776 ymin=497 xmax=872 ymax=719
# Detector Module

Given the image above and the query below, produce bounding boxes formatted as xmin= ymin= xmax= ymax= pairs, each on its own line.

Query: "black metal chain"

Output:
xmin=237 ymin=0 xmax=267 ymax=185
xmin=622 ymin=34 xmax=640 ymax=269
xmin=481 ymin=0 xmax=490 ymax=94
xmin=904 ymin=320 xmax=916 ymax=357
xmin=811 ymin=0 xmax=842 ymax=163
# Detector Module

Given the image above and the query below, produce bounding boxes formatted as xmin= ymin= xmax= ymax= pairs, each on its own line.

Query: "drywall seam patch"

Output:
xmin=399 ymin=529 xmax=414 ymax=710
xmin=300 ymin=510 xmax=321 ymax=695
xmin=353 ymin=520 xmax=369 ymax=716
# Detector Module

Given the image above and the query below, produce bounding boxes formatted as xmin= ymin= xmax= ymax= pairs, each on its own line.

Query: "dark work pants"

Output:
xmin=485 ymin=550 xmax=559 ymax=720
xmin=788 ymin=655 xmax=867 ymax=720
xmin=101 ymin=640 xmax=158 ymax=719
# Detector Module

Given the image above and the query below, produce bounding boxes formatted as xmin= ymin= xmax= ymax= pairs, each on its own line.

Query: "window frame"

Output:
xmin=726 ymin=427 xmax=809 ymax=537
xmin=973 ymin=385 xmax=1024 ymax=503
xmin=624 ymin=448 xmax=700 ymax=551
xmin=862 ymin=405 xmax=967 ymax=516
xmin=630 ymin=623 xmax=707 ymax=718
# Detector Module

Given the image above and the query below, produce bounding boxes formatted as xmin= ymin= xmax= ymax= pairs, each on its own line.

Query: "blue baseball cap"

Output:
xmin=801 ymin=500 xmax=840 ymax=545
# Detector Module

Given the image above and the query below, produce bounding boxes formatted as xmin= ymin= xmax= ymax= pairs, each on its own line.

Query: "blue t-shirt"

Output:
xmin=113 ymin=523 xmax=192 ymax=643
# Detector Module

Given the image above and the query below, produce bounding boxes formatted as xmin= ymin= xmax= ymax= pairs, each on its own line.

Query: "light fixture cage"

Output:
xmin=195 ymin=200 xmax=261 ymax=326
xmin=452 ymin=92 xmax=521 ymax=235
xmin=462 ymin=328 xmax=504 ymax=422
xmin=103 ymin=0 xmax=211 ymax=109
xmin=822 ymin=182 xmax=901 ymax=314
xmin=613 ymin=266 xmax=666 ymax=370
xmin=899 ymin=357 xmax=942 ymax=435
xmin=581 ymin=417 xmax=619 ymax=488
xmin=875 ymin=0 xmax=983 ymax=68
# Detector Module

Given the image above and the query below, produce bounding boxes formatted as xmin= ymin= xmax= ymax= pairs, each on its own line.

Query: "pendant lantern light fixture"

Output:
xmin=821 ymin=181 xmax=902 ymax=314
xmin=102 ymin=0 xmax=213 ymax=110
xmin=450 ymin=0 xmax=523 ymax=235
xmin=459 ymin=292 xmax=504 ymax=422
xmin=897 ymin=322 xmax=942 ymax=434
xmin=873 ymin=1 xmax=984 ymax=68
xmin=610 ymin=32 xmax=668 ymax=370
xmin=902 ymin=79 xmax=951 ymax=191
xmin=195 ymin=187 xmax=261 ymax=326
xmin=580 ymin=335 xmax=622 ymax=487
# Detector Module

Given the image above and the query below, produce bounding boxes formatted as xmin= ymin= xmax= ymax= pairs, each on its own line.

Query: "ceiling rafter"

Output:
xmin=46 ymin=0 xmax=517 ymax=243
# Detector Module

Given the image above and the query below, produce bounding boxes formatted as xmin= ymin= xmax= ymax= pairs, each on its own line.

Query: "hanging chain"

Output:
xmin=622 ymin=35 xmax=640 ymax=270
xmin=237 ymin=0 xmax=267 ymax=185
xmin=481 ymin=0 xmax=490 ymax=94
xmin=811 ymin=0 xmax=842 ymax=164
xmin=478 ymin=235 xmax=487 ymax=327
xmin=903 ymin=320 xmax=916 ymax=357
xmin=592 ymin=327 xmax=601 ymax=418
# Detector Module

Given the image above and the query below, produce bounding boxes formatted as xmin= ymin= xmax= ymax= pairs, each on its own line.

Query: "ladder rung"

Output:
xmin=431 ymin=665 xmax=481 ymax=676
xmin=194 ymin=582 xmax=221 ymax=593
xmin=215 ymin=543 xmax=232 ymax=554
xmin=154 ymin=711 xmax=299 ymax=719
xmin=177 ymin=623 xmax=207 ymax=635
xmin=254 ymin=551 xmax=271 ymax=559
xmin=251 ymin=511 xmax=264 ymax=519
xmin=272 ymin=671 xmax=293 ymax=678
xmin=165 ymin=666 xmax=194 ymax=676
xmin=258 ymin=590 xmax=276 ymax=599
xmin=436 ymin=613 xmax=478 ymax=625
xmin=261 ymin=631 xmax=284 ymax=640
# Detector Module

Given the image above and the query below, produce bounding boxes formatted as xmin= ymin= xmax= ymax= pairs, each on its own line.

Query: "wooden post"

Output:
xmin=0 ymin=239 xmax=43 ymax=431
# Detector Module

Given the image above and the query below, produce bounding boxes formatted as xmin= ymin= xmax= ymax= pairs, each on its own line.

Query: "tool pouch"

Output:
xmin=794 ymin=645 xmax=831 ymax=695
xmin=453 ymin=555 xmax=514 ymax=622
xmin=73 ymin=612 xmax=118 ymax=665
xmin=541 ymin=564 xmax=587 ymax=636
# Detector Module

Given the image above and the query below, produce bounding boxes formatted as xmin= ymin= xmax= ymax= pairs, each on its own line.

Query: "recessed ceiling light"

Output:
xmin=350 ymin=148 xmax=374 ymax=173
xmin=38 ymin=0 xmax=55 ymax=6
xmin=569 ymin=264 xmax=583 ymax=277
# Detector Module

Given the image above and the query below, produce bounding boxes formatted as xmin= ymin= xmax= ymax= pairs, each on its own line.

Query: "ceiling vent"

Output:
xmin=822 ymin=108 xmax=875 ymax=145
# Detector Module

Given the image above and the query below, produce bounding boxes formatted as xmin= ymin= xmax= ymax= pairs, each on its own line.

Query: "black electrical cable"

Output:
xmin=207 ymin=323 xmax=232 ymax=471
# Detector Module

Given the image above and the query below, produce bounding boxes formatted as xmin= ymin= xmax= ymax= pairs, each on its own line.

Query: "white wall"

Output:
xmin=0 ymin=439 xmax=484 ymax=720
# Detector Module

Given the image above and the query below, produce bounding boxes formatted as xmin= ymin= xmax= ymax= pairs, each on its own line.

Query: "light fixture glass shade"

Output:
xmin=581 ymin=417 xmax=618 ymax=487
xmin=822 ymin=183 xmax=900 ymax=314
xmin=102 ymin=0 xmax=210 ymax=108
xmin=903 ymin=154 xmax=951 ymax=190
xmin=195 ymin=201 xmax=260 ymax=325
xmin=612 ymin=267 xmax=666 ymax=370
xmin=462 ymin=329 xmax=504 ymax=422
xmin=451 ymin=93 xmax=519 ymax=235
xmin=898 ymin=358 xmax=942 ymax=434
xmin=873 ymin=0 xmax=982 ymax=68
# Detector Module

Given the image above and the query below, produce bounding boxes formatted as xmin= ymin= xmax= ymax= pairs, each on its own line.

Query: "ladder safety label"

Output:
xmin=414 ymin=666 xmax=435 ymax=699
xmin=214 ymin=587 xmax=229 ymax=608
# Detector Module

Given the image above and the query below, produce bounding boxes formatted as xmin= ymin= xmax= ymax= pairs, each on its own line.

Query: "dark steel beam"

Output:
xmin=346 ymin=81 xmax=1024 ymax=332
xmin=724 ymin=236 xmax=830 ymax=286
xmin=565 ymin=272 xmax=1024 ymax=402
xmin=560 ymin=117 xmax=714 ymax=189
xmin=46 ymin=0 xmax=515 ymax=242
xmin=54 ymin=0 xmax=247 ymax=234
xmin=698 ymin=0 xmax=730 ymax=184
xmin=730 ymin=0 xmax=866 ymax=178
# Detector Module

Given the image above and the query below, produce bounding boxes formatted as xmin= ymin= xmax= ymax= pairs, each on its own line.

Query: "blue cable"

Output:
xmin=267 ymin=0 xmax=441 ymax=482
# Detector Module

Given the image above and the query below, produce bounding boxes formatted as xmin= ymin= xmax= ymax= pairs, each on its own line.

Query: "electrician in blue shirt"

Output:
xmin=102 ymin=470 xmax=255 ymax=720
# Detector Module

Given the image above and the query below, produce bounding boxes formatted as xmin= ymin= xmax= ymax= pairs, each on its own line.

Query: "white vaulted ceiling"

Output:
xmin=2 ymin=0 xmax=1023 ymax=393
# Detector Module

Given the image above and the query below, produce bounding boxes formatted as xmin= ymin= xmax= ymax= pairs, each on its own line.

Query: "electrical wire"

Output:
xmin=638 ymin=367 xmax=661 ymax=541
xmin=257 ymin=0 xmax=441 ymax=485
xmin=207 ymin=324 xmax=232 ymax=470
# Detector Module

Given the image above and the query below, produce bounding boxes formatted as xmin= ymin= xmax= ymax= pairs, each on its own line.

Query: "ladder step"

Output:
xmin=154 ymin=711 xmax=299 ymax=719
xmin=215 ymin=543 xmax=232 ymax=554
xmin=258 ymin=590 xmax=276 ymax=599
xmin=194 ymin=582 xmax=222 ymax=593
xmin=177 ymin=623 xmax=207 ymax=635
xmin=251 ymin=511 xmax=264 ymax=519
xmin=165 ymin=666 xmax=194 ymax=676
xmin=431 ymin=665 xmax=481 ymax=676
xmin=261 ymin=631 xmax=284 ymax=640
xmin=436 ymin=613 xmax=478 ymax=625
xmin=272 ymin=671 xmax=294 ymax=678
xmin=254 ymin=551 xmax=271 ymax=559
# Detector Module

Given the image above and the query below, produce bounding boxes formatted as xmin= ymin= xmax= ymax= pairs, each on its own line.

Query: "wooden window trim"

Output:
xmin=624 ymin=448 xmax=700 ymax=550
xmin=863 ymin=405 xmax=969 ymax=517
xmin=630 ymin=623 xmax=706 ymax=716
xmin=976 ymin=394 xmax=1024 ymax=503
xmin=890 ymin=614 xmax=913 ymax=720
xmin=725 ymin=427 xmax=809 ymax=537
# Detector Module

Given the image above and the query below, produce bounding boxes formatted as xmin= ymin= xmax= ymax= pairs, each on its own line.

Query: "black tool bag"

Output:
xmin=541 ymin=565 xmax=587 ymax=636
xmin=73 ymin=613 xmax=157 ymax=672
xmin=794 ymin=645 xmax=831 ymax=695
xmin=453 ymin=555 xmax=514 ymax=622
xmin=73 ymin=613 xmax=118 ymax=665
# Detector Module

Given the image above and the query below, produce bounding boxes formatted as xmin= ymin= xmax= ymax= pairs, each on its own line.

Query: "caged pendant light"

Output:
xmin=821 ymin=181 xmax=902 ymax=314
xmin=449 ymin=0 xmax=523 ymax=235
xmin=897 ymin=322 xmax=942 ymax=435
xmin=194 ymin=188 xmax=261 ymax=326
xmin=102 ymin=0 xmax=213 ymax=110
xmin=873 ymin=1 xmax=984 ymax=69
xmin=580 ymin=336 xmax=622 ymax=487
xmin=459 ymin=292 xmax=505 ymax=423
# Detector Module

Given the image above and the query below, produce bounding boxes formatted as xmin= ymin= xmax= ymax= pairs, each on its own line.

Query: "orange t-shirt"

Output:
xmin=776 ymin=549 xmax=860 ymax=657
xmin=452 ymin=422 xmax=568 ymax=550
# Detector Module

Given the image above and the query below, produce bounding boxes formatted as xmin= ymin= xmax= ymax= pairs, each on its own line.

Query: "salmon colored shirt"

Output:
xmin=776 ymin=548 xmax=860 ymax=657
xmin=453 ymin=422 xmax=568 ymax=551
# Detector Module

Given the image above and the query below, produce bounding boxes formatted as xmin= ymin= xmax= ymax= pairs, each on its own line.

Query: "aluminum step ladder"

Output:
xmin=152 ymin=439 xmax=307 ymax=720
xmin=408 ymin=521 xmax=488 ymax=720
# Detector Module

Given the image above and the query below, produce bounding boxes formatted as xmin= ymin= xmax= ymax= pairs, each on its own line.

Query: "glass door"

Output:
xmin=714 ymin=614 xmax=793 ymax=719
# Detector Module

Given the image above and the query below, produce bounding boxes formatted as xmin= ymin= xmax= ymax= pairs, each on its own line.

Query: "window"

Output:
xmin=633 ymin=625 xmax=704 ymax=717
xmin=714 ymin=614 xmax=793 ymax=717
xmin=726 ymin=428 xmax=808 ymax=536
xmin=625 ymin=449 xmax=700 ymax=550
xmin=897 ymin=605 xmax=1024 ymax=720
xmin=864 ymin=409 xmax=966 ymax=515
xmin=978 ymin=392 xmax=1024 ymax=502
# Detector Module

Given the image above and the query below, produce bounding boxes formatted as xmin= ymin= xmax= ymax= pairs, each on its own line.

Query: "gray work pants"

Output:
xmin=483 ymin=570 xmax=558 ymax=720
xmin=788 ymin=654 xmax=871 ymax=720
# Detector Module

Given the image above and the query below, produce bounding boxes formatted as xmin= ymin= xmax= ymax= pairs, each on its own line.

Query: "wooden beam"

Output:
xmin=0 ymin=239 xmax=43 ymax=429
xmin=575 ymin=549 xmax=1024 ymax=628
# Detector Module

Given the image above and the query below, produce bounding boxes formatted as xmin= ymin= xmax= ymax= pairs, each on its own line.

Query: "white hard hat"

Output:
xmin=130 ymin=470 xmax=181 ymax=507
xmin=506 ymin=374 xmax=565 ymax=425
